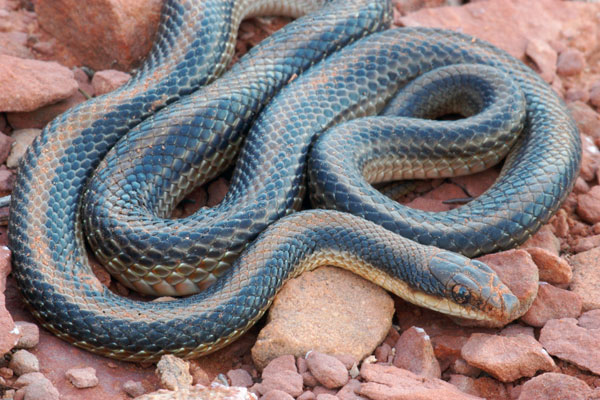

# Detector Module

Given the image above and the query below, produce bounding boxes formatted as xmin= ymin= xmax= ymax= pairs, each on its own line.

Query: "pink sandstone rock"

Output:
xmin=576 ymin=185 xmax=600 ymax=223
xmin=525 ymin=248 xmax=572 ymax=284
xmin=461 ymin=333 xmax=556 ymax=382
xmin=539 ymin=317 xmax=600 ymax=375
xmin=517 ymin=372 xmax=592 ymax=400
xmin=556 ymin=48 xmax=586 ymax=77
xmin=0 ymin=246 xmax=18 ymax=356
xmin=567 ymin=102 xmax=600 ymax=142
xmin=0 ymin=55 xmax=78 ymax=112
xmin=520 ymin=283 xmax=582 ymax=327
xmin=359 ymin=363 xmax=482 ymax=400
xmin=65 ymin=367 xmax=99 ymax=389
xmin=305 ymin=351 xmax=349 ymax=389
xmin=448 ymin=375 xmax=509 ymax=400
xmin=35 ymin=0 xmax=163 ymax=71
xmin=91 ymin=69 xmax=131 ymax=96
xmin=569 ymin=247 xmax=600 ymax=311
xmin=392 ymin=326 xmax=441 ymax=379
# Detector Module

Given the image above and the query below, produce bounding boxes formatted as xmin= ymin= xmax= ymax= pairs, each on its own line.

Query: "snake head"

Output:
xmin=425 ymin=251 xmax=520 ymax=327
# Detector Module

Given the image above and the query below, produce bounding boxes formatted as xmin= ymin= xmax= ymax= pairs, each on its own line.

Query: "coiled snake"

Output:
xmin=8 ymin=0 xmax=580 ymax=361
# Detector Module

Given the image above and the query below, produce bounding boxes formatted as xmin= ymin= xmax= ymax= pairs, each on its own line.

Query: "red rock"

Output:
xmin=15 ymin=379 xmax=60 ymax=400
xmin=297 ymin=391 xmax=316 ymax=400
xmin=9 ymin=350 xmax=40 ymax=376
xmin=565 ymin=88 xmax=589 ymax=104
xmin=405 ymin=196 xmax=451 ymax=212
xmin=525 ymin=38 xmax=557 ymax=83
xmin=499 ymin=324 xmax=535 ymax=338
xmin=517 ymin=372 xmax=592 ymax=400
xmin=122 ymin=380 xmax=146 ymax=397
xmin=73 ymin=67 xmax=95 ymax=98
xmin=258 ymin=371 xmax=303 ymax=398
xmin=0 ymin=367 xmax=12 ymax=379
xmin=579 ymin=135 xmax=599 ymax=181
xmin=251 ymin=267 xmax=394 ymax=370
xmin=14 ymin=321 xmax=39 ymax=349
xmin=590 ymin=82 xmax=600 ymax=109
xmin=539 ymin=317 xmax=600 ymax=374
xmin=569 ymin=247 xmax=600 ymax=310
xmin=557 ymin=48 xmax=586 ymax=77
xmin=520 ymin=225 xmax=560 ymax=254
xmin=14 ymin=372 xmax=48 ymax=388
xmin=5 ymin=129 xmax=41 ymax=168
xmin=451 ymin=168 xmax=499 ymax=198
xmin=449 ymin=358 xmax=481 ymax=377
xmin=6 ymin=90 xmax=87 ymax=130
xmin=392 ymin=326 xmax=441 ymax=379
xmin=374 ymin=343 xmax=392 ymax=363
xmin=313 ymin=386 xmax=337 ymax=396
xmin=449 ymin=375 xmax=509 ymax=400
xmin=476 ymin=249 xmax=539 ymax=318
xmin=302 ymin=371 xmax=319 ymax=388
xmin=65 ymin=367 xmax=99 ymax=388
xmin=336 ymin=379 xmax=362 ymax=400
xmin=576 ymin=185 xmax=600 ymax=223
xmin=0 ymin=169 xmax=15 ymax=192
xmin=573 ymin=177 xmax=590 ymax=194
xmin=136 ymin=384 xmax=255 ymax=400
xmin=550 ymin=209 xmax=569 ymax=238
xmin=0 ymin=131 xmax=14 ymax=165
xmin=206 ymin=178 xmax=230 ymax=207
xmin=156 ymin=355 xmax=192 ymax=390
xmin=520 ymin=283 xmax=582 ymax=327
xmin=572 ymin=234 xmax=600 ymax=253
xmin=525 ymin=248 xmax=572 ymax=284
xmin=35 ymin=0 xmax=163 ymax=71
xmin=261 ymin=389 xmax=295 ymax=400
xmin=263 ymin=355 xmax=297 ymax=375
xmin=0 ymin=55 xmax=78 ymax=112
xmin=0 ymin=246 xmax=18 ymax=355
xmin=577 ymin=309 xmax=600 ymax=329
xmin=359 ymin=363 xmax=482 ymax=400
xmin=568 ymin=102 xmax=600 ymax=140
xmin=333 ymin=354 xmax=357 ymax=370
xmin=91 ymin=69 xmax=131 ymax=96
xmin=315 ymin=393 xmax=337 ymax=400
xmin=461 ymin=333 xmax=556 ymax=382
xmin=227 ymin=368 xmax=253 ymax=388
xmin=306 ymin=351 xmax=349 ymax=389
xmin=396 ymin=0 xmax=600 ymax=62
xmin=0 ymin=31 xmax=32 ymax=59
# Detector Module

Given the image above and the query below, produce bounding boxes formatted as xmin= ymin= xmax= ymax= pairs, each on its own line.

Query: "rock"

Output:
xmin=520 ymin=225 xmax=560 ymax=254
xmin=257 ymin=366 xmax=303 ymax=397
xmin=525 ymin=248 xmax=572 ymax=284
xmin=14 ymin=372 xmax=48 ymax=388
xmin=573 ymin=177 xmax=590 ymax=195
xmin=6 ymin=91 xmax=87 ymax=130
xmin=499 ymin=324 xmax=535 ymax=338
xmin=0 ymin=168 xmax=15 ymax=192
xmin=14 ymin=321 xmax=40 ymax=349
xmin=517 ymin=372 xmax=592 ymax=400
xmin=261 ymin=389 xmax=294 ymax=400
xmin=65 ymin=367 xmax=99 ymax=389
xmin=315 ymin=394 xmax=338 ymax=400
xmin=0 ymin=367 xmax=13 ymax=379
xmin=359 ymin=363 xmax=482 ymax=400
xmin=263 ymin=355 xmax=297 ymax=375
xmin=0 ymin=55 xmax=78 ymax=112
xmin=448 ymin=375 xmax=509 ymax=400
xmin=123 ymin=380 xmax=146 ymax=398
xmin=450 ymin=168 xmax=499 ymax=198
xmin=449 ymin=358 xmax=481 ymax=377
xmin=579 ymin=135 xmax=599 ymax=182
xmin=590 ymin=82 xmax=600 ymax=109
xmin=91 ymin=69 xmax=131 ymax=96
xmin=313 ymin=386 xmax=337 ymax=396
xmin=35 ymin=0 xmax=163 ymax=71
xmin=0 ymin=246 xmax=18 ymax=355
xmin=156 ymin=355 xmax=192 ymax=391
xmin=476 ymin=249 xmax=539 ymax=319
xmin=396 ymin=0 xmax=600 ymax=62
xmin=539 ymin=317 xmax=600 ymax=374
xmin=6 ymin=129 xmax=41 ymax=168
xmin=15 ymin=379 xmax=60 ymax=400
xmin=9 ymin=350 xmax=40 ymax=376
xmin=556 ymin=48 xmax=586 ymax=77
xmin=0 ymin=131 xmax=14 ymax=165
xmin=461 ymin=333 xmax=556 ymax=382
xmin=135 ymin=383 xmax=256 ymax=400
xmin=73 ymin=67 xmax=95 ymax=98
xmin=336 ymin=379 xmax=362 ymax=400
xmin=206 ymin=177 xmax=230 ymax=207
xmin=520 ymin=283 xmax=582 ymax=327
xmin=252 ymin=266 xmax=394 ymax=370
xmin=568 ymin=102 xmax=600 ymax=140
xmin=374 ymin=343 xmax=392 ymax=363
xmin=525 ymin=38 xmax=557 ymax=83
xmin=305 ymin=351 xmax=349 ymax=389
xmin=0 ymin=31 xmax=32 ymax=59
xmin=392 ymin=326 xmax=441 ymax=379
xmin=572 ymin=234 xmax=600 ymax=253
xmin=297 ymin=391 xmax=316 ymax=400
xmin=569 ymin=247 xmax=600 ymax=311
xmin=578 ymin=309 xmax=600 ymax=329
xmin=576 ymin=185 xmax=600 ymax=223
xmin=227 ymin=368 xmax=253 ymax=388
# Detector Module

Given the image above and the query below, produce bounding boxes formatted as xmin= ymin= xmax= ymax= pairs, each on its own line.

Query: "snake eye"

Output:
xmin=451 ymin=284 xmax=471 ymax=304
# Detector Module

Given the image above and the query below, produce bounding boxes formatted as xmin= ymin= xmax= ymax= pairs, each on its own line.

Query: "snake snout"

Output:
xmin=429 ymin=251 xmax=518 ymax=325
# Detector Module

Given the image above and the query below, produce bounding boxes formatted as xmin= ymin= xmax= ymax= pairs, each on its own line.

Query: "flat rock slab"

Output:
xmin=517 ymin=372 xmax=592 ymax=400
xmin=251 ymin=266 xmax=394 ymax=370
xmin=0 ymin=56 xmax=78 ymax=112
xmin=539 ymin=316 xmax=600 ymax=375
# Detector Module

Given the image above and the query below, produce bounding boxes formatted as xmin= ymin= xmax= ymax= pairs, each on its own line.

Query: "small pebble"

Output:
xmin=306 ymin=352 xmax=349 ymax=389
xmin=14 ymin=321 xmax=39 ymax=349
xmin=9 ymin=350 xmax=39 ymax=376
xmin=556 ymin=48 xmax=585 ymax=76
xmin=227 ymin=368 xmax=253 ymax=387
xmin=123 ymin=380 xmax=146 ymax=398
xmin=65 ymin=367 xmax=99 ymax=388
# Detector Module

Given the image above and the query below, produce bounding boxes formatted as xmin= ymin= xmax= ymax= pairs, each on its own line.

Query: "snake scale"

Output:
xmin=8 ymin=0 xmax=580 ymax=362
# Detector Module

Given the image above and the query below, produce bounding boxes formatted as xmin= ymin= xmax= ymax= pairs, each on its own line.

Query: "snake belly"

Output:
xmin=8 ymin=0 xmax=580 ymax=362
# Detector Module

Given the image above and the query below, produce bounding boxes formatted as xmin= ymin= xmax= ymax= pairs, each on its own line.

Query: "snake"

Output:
xmin=7 ymin=0 xmax=580 ymax=362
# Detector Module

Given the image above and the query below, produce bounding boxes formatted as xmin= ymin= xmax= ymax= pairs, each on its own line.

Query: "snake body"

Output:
xmin=8 ymin=0 xmax=580 ymax=362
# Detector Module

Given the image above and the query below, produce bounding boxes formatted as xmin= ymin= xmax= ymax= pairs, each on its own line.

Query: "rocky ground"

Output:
xmin=1 ymin=0 xmax=600 ymax=399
